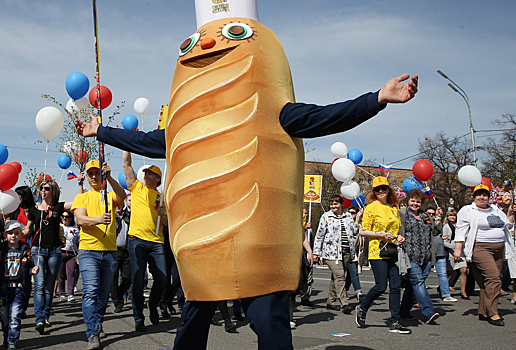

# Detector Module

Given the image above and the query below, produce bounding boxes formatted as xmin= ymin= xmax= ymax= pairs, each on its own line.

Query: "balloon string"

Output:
xmin=44 ymin=141 xmax=48 ymax=174
xmin=356 ymin=166 xmax=375 ymax=178
xmin=140 ymin=114 xmax=146 ymax=165
xmin=58 ymin=169 xmax=65 ymax=185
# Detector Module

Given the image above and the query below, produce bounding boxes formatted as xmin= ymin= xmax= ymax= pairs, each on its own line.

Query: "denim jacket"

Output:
xmin=313 ymin=211 xmax=359 ymax=261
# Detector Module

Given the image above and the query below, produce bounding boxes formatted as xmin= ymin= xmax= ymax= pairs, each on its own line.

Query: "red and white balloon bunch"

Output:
xmin=0 ymin=144 xmax=22 ymax=214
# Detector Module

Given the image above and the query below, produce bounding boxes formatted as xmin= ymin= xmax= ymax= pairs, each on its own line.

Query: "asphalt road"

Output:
xmin=14 ymin=266 xmax=516 ymax=349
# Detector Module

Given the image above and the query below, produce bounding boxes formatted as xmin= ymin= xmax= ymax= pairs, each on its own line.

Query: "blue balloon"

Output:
xmin=0 ymin=144 xmax=8 ymax=165
xmin=403 ymin=176 xmax=424 ymax=193
xmin=58 ymin=154 xmax=72 ymax=169
xmin=65 ymin=72 xmax=90 ymax=100
xmin=122 ymin=114 xmax=139 ymax=131
xmin=118 ymin=171 xmax=128 ymax=190
xmin=347 ymin=149 xmax=363 ymax=165
xmin=351 ymin=193 xmax=366 ymax=207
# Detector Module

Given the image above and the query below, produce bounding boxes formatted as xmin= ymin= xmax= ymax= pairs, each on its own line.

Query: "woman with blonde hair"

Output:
xmin=25 ymin=179 xmax=72 ymax=334
xmin=355 ymin=176 xmax=410 ymax=334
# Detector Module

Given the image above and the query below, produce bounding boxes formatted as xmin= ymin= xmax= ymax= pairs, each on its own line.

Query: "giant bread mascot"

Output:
xmin=75 ymin=0 xmax=418 ymax=348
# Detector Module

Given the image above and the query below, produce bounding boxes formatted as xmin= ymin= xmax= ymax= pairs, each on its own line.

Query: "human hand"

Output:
xmin=100 ymin=211 xmax=111 ymax=225
xmin=32 ymin=266 xmax=40 ymax=275
xmin=307 ymin=253 xmax=314 ymax=267
xmin=101 ymin=162 xmax=111 ymax=178
xmin=313 ymin=255 xmax=320 ymax=263
xmin=378 ymin=74 xmax=418 ymax=104
xmin=78 ymin=172 xmax=85 ymax=185
xmin=384 ymin=232 xmax=396 ymax=241
xmin=157 ymin=205 xmax=165 ymax=216
xmin=453 ymin=247 xmax=462 ymax=262
xmin=397 ymin=236 xmax=405 ymax=244
xmin=75 ymin=114 xmax=100 ymax=137
xmin=449 ymin=198 xmax=455 ymax=205
xmin=442 ymin=234 xmax=449 ymax=240
xmin=306 ymin=222 xmax=312 ymax=229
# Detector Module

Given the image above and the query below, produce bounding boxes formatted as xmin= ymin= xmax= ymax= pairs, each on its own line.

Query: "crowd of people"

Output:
xmin=1 ymin=168 xmax=515 ymax=349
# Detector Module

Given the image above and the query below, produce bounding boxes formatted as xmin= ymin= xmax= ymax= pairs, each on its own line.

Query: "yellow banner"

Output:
xmin=304 ymin=175 xmax=323 ymax=203
xmin=158 ymin=105 xmax=168 ymax=130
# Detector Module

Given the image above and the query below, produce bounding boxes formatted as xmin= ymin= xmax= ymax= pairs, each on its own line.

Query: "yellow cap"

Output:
xmin=143 ymin=165 xmax=162 ymax=178
xmin=473 ymin=184 xmax=489 ymax=193
xmin=85 ymin=160 xmax=100 ymax=172
xmin=372 ymin=176 xmax=389 ymax=188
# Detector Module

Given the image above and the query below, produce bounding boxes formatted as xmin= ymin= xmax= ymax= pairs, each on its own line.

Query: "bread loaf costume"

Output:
xmin=165 ymin=0 xmax=304 ymax=301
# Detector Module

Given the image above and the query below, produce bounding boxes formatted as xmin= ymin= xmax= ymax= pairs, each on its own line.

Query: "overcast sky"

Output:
xmin=1 ymin=0 xmax=515 ymax=201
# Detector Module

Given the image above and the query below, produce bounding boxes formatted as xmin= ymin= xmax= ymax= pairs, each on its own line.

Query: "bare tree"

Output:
xmin=482 ymin=113 xmax=516 ymax=182
xmin=417 ymin=131 xmax=474 ymax=209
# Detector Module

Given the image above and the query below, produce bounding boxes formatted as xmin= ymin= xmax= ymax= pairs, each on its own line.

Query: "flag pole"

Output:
xmin=92 ymin=0 xmax=108 ymax=213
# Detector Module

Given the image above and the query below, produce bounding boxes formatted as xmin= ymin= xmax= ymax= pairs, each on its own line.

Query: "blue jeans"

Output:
xmin=401 ymin=260 xmax=435 ymax=321
xmin=360 ymin=259 xmax=401 ymax=323
xmin=435 ymin=256 xmax=451 ymax=298
xmin=174 ymin=292 xmax=292 ymax=350
xmin=347 ymin=261 xmax=362 ymax=293
xmin=31 ymin=247 xmax=62 ymax=325
xmin=1 ymin=287 xmax=25 ymax=343
xmin=78 ymin=250 xmax=117 ymax=339
xmin=127 ymin=236 xmax=167 ymax=323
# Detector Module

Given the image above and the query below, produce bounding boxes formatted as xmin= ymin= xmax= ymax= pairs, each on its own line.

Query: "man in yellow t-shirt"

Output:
xmin=71 ymin=160 xmax=126 ymax=349
xmin=123 ymin=151 xmax=168 ymax=331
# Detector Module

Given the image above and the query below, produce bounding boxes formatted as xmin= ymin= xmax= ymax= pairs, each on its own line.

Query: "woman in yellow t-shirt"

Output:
xmin=355 ymin=176 xmax=410 ymax=334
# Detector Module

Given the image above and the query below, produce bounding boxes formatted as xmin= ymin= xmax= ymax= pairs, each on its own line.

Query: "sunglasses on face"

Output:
xmin=348 ymin=211 xmax=357 ymax=215
xmin=427 ymin=211 xmax=436 ymax=216
xmin=374 ymin=185 xmax=389 ymax=192
xmin=40 ymin=186 xmax=51 ymax=192
xmin=61 ymin=215 xmax=70 ymax=219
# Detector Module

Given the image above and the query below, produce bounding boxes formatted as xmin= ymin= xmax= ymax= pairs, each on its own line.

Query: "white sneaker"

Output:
xmin=290 ymin=322 xmax=296 ymax=329
xmin=442 ymin=296 xmax=457 ymax=302
xmin=68 ymin=295 xmax=75 ymax=302
xmin=60 ymin=296 xmax=66 ymax=302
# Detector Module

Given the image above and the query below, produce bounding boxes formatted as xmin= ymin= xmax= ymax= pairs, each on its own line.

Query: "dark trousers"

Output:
xmin=160 ymin=248 xmax=182 ymax=311
xmin=173 ymin=292 xmax=292 ymax=350
xmin=111 ymin=247 xmax=131 ymax=308
xmin=360 ymin=258 xmax=401 ymax=323
xmin=59 ymin=251 xmax=77 ymax=297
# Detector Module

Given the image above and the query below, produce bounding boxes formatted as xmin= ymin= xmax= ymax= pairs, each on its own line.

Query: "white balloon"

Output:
xmin=35 ymin=106 xmax=64 ymax=141
xmin=332 ymin=158 xmax=356 ymax=182
xmin=331 ymin=142 xmax=348 ymax=159
xmin=341 ymin=180 xmax=360 ymax=200
xmin=66 ymin=97 xmax=89 ymax=114
xmin=137 ymin=165 xmax=150 ymax=184
xmin=0 ymin=190 xmax=20 ymax=214
xmin=63 ymin=141 xmax=78 ymax=155
xmin=458 ymin=165 xmax=482 ymax=187
xmin=134 ymin=98 xmax=151 ymax=115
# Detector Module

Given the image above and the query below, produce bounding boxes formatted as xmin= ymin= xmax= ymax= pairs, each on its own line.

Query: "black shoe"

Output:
xmin=35 ymin=323 xmax=45 ymax=335
xmin=326 ymin=304 xmax=341 ymax=311
xmin=149 ymin=307 xmax=159 ymax=325
xmin=355 ymin=305 xmax=367 ymax=327
xmin=161 ymin=309 xmax=170 ymax=318
xmin=300 ymin=299 xmax=315 ymax=307
xmin=479 ymin=314 xmax=488 ymax=321
xmin=461 ymin=294 xmax=470 ymax=300
xmin=425 ymin=313 xmax=440 ymax=324
xmin=224 ymin=322 xmax=237 ymax=332
xmin=211 ymin=317 xmax=222 ymax=326
xmin=389 ymin=321 xmax=411 ymax=334
xmin=135 ymin=321 xmax=147 ymax=332
xmin=342 ymin=305 xmax=353 ymax=314
xmin=233 ymin=311 xmax=245 ymax=321
xmin=400 ymin=314 xmax=415 ymax=321
xmin=114 ymin=305 xmax=123 ymax=313
xmin=169 ymin=306 xmax=177 ymax=315
xmin=436 ymin=286 xmax=442 ymax=298
xmin=488 ymin=317 xmax=505 ymax=326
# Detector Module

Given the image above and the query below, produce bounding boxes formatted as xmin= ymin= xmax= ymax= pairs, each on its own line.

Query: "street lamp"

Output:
xmin=437 ymin=70 xmax=477 ymax=166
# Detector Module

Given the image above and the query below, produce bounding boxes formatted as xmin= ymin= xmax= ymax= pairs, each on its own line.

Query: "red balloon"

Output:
xmin=75 ymin=150 xmax=88 ymax=164
xmin=89 ymin=85 xmax=113 ymax=110
xmin=471 ymin=177 xmax=493 ymax=191
xmin=412 ymin=160 xmax=434 ymax=182
xmin=37 ymin=174 xmax=52 ymax=187
xmin=10 ymin=162 xmax=22 ymax=174
xmin=0 ymin=164 xmax=19 ymax=191
xmin=331 ymin=158 xmax=339 ymax=166
xmin=339 ymin=194 xmax=352 ymax=209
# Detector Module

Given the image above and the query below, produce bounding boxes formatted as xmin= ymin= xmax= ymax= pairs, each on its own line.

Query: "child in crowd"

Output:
xmin=1 ymin=221 xmax=39 ymax=349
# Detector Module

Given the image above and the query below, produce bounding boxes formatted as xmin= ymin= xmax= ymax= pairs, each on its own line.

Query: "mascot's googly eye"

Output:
xmin=221 ymin=23 xmax=254 ymax=40
xmin=179 ymin=33 xmax=201 ymax=56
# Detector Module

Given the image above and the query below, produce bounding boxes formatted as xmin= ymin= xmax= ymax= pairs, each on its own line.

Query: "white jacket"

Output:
xmin=455 ymin=202 xmax=516 ymax=261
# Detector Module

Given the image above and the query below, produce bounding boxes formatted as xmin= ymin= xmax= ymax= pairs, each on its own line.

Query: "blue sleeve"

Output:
xmin=97 ymin=126 xmax=166 ymax=159
xmin=279 ymin=91 xmax=386 ymax=138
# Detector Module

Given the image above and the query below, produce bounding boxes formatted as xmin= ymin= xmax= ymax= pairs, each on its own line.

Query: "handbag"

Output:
xmin=379 ymin=241 xmax=398 ymax=259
